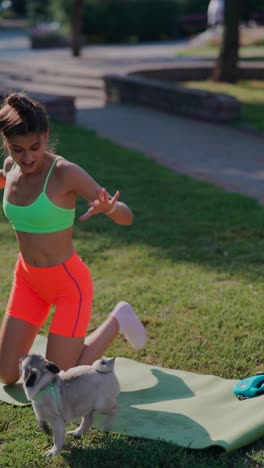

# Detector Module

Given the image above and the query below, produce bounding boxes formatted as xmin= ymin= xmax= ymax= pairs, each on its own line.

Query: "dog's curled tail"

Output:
xmin=93 ymin=357 xmax=115 ymax=373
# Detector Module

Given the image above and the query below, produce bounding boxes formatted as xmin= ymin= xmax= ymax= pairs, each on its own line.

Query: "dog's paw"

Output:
xmin=67 ymin=428 xmax=83 ymax=437
xmin=45 ymin=446 xmax=62 ymax=457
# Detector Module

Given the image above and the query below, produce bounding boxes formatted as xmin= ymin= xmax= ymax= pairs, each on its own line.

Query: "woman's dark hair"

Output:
xmin=0 ymin=92 xmax=48 ymax=138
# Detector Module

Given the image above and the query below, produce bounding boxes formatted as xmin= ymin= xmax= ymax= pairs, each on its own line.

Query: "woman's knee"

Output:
xmin=46 ymin=333 xmax=84 ymax=371
xmin=0 ymin=314 xmax=38 ymax=385
xmin=0 ymin=354 xmax=20 ymax=385
xmin=0 ymin=369 xmax=19 ymax=385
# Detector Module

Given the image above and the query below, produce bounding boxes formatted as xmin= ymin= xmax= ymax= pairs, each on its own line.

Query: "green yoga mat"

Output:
xmin=1 ymin=335 xmax=264 ymax=452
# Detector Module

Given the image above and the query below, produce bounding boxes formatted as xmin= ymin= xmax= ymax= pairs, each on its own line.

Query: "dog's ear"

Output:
xmin=26 ymin=370 xmax=37 ymax=387
xmin=45 ymin=361 xmax=60 ymax=374
xmin=94 ymin=357 xmax=116 ymax=373
xmin=105 ymin=357 xmax=115 ymax=370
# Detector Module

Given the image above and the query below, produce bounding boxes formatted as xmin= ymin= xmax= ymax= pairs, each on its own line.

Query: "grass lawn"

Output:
xmin=182 ymin=80 xmax=264 ymax=132
xmin=175 ymin=45 xmax=264 ymax=60
xmin=1 ymin=122 xmax=264 ymax=466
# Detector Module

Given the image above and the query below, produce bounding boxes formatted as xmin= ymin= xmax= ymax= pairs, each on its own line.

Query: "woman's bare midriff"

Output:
xmin=15 ymin=227 xmax=75 ymax=267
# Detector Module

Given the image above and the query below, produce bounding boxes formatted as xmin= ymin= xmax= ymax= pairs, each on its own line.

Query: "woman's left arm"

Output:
xmin=62 ymin=160 xmax=133 ymax=226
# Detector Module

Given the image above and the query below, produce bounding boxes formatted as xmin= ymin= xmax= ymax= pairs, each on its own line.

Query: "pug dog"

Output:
xmin=19 ymin=354 xmax=120 ymax=457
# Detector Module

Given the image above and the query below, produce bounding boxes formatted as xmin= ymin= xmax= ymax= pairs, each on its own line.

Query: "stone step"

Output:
xmin=0 ymin=76 xmax=105 ymax=99
xmin=0 ymin=59 xmax=106 ymax=80
xmin=0 ymin=70 xmax=104 ymax=90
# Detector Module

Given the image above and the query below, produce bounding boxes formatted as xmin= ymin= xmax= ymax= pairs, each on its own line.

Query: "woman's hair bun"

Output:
xmin=0 ymin=92 xmax=48 ymax=137
xmin=6 ymin=93 xmax=33 ymax=113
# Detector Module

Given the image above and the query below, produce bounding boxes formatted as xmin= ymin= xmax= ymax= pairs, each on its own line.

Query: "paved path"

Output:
xmin=77 ymin=105 xmax=264 ymax=202
xmin=1 ymin=27 xmax=264 ymax=201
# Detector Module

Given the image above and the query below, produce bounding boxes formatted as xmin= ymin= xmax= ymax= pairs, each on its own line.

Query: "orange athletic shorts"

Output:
xmin=6 ymin=252 xmax=93 ymax=337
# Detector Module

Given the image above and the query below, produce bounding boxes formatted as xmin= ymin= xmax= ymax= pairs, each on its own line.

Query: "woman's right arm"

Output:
xmin=0 ymin=156 xmax=13 ymax=190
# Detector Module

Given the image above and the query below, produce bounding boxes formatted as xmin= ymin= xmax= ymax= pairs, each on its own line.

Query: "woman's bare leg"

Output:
xmin=0 ymin=314 xmax=39 ymax=384
xmin=46 ymin=302 xmax=146 ymax=370
xmin=46 ymin=334 xmax=85 ymax=370
xmin=46 ymin=315 xmax=118 ymax=369
xmin=79 ymin=301 xmax=146 ymax=365
xmin=78 ymin=315 xmax=119 ymax=365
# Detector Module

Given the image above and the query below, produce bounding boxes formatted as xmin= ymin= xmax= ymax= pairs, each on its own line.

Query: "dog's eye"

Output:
xmin=45 ymin=362 xmax=60 ymax=374
xmin=25 ymin=370 xmax=37 ymax=387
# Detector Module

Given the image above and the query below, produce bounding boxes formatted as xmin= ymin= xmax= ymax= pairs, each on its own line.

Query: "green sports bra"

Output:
xmin=3 ymin=157 xmax=75 ymax=233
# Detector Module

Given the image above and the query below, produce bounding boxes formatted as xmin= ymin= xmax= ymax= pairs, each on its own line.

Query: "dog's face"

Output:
xmin=19 ymin=354 xmax=60 ymax=388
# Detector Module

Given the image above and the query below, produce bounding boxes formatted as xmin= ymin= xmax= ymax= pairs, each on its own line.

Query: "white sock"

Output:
xmin=111 ymin=301 xmax=146 ymax=350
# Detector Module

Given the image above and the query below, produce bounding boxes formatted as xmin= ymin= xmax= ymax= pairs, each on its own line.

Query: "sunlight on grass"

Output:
xmin=175 ymin=43 xmax=264 ymax=61
xmin=176 ymin=25 xmax=264 ymax=59
xmin=175 ymin=44 xmax=264 ymax=60
xmin=183 ymin=80 xmax=264 ymax=131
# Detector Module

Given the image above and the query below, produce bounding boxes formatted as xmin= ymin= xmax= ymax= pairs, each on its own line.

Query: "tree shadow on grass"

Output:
xmin=97 ymin=368 xmax=226 ymax=450
xmin=62 ymin=426 xmax=225 ymax=468
xmin=72 ymin=142 xmax=264 ymax=283
xmin=62 ymin=369 xmax=228 ymax=467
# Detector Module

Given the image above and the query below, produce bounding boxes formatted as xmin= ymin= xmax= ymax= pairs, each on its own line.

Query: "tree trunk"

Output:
xmin=72 ymin=0 xmax=84 ymax=57
xmin=212 ymin=0 xmax=243 ymax=83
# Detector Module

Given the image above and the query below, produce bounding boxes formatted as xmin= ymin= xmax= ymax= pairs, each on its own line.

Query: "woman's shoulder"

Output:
xmin=54 ymin=155 xmax=81 ymax=175
xmin=52 ymin=155 xmax=90 ymax=186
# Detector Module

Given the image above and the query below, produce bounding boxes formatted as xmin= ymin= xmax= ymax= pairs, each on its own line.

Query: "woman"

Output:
xmin=0 ymin=92 xmax=146 ymax=384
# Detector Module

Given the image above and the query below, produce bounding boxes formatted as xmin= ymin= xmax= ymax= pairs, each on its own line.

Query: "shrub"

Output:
xmin=52 ymin=0 xmax=181 ymax=43
xmin=25 ymin=0 xmax=53 ymax=26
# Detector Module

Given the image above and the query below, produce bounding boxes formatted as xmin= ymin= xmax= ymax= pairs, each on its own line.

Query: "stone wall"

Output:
xmin=104 ymin=61 xmax=264 ymax=123
xmin=35 ymin=94 xmax=76 ymax=123
xmin=0 ymin=91 xmax=76 ymax=124
xmin=30 ymin=37 xmax=69 ymax=50
xmin=104 ymin=73 xmax=240 ymax=123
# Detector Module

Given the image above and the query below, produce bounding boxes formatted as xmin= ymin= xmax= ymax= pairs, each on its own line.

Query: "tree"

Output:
xmin=72 ymin=0 xmax=84 ymax=57
xmin=11 ymin=0 xmax=26 ymax=15
xmin=212 ymin=0 xmax=244 ymax=83
xmin=25 ymin=0 xmax=52 ymax=24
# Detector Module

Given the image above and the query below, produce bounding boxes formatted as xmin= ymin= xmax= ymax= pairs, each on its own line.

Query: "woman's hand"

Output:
xmin=79 ymin=188 xmax=120 ymax=222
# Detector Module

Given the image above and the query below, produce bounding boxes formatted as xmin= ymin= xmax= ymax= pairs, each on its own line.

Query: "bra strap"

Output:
xmin=43 ymin=157 xmax=61 ymax=192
